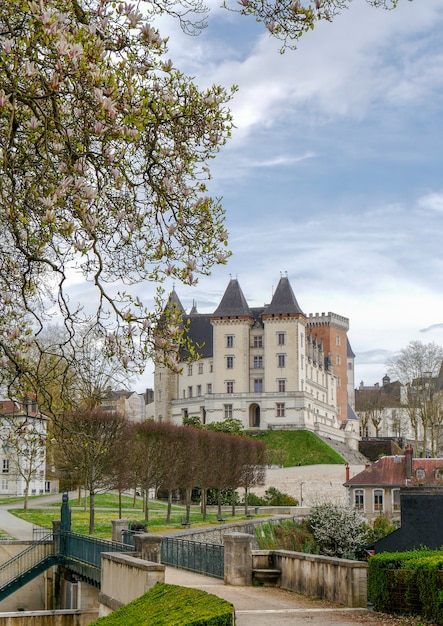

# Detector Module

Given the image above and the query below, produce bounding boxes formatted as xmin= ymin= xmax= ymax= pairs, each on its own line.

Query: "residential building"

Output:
xmin=0 ymin=397 xmax=50 ymax=497
xmin=154 ymin=276 xmax=358 ymax=447
xmin=101 ymin=388 xmax=154 ymax=422
xmin=344 ymin=444 xmax=443 ymax=521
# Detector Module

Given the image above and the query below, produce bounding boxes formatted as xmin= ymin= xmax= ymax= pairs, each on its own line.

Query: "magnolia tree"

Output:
xmin=0 ymin=0 xmax=234 ymax=397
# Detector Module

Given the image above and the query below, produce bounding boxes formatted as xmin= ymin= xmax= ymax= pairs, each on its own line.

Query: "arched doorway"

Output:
xmin=249 ymin=404 xmax=260 ymax=428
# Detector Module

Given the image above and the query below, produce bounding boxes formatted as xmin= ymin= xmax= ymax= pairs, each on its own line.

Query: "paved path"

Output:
xmin=165 ymin=567 xmax=379 ymax=626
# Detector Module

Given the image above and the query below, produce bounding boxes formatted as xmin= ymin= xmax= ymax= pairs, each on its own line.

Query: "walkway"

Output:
xmin=165 ymin=568 xmax=384 ymax=626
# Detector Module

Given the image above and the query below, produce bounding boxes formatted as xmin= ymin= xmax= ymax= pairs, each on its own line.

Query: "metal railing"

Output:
xmin=63 ymin=532 xmax=134 ymax=568
xmin=0 ymin=533 xmax=55 ymax=592
xmin=161 ymin=537 xmax=224 ymax=579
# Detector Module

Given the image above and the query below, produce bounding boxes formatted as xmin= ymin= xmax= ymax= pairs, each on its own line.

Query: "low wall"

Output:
xmin=98 ymin=552 xmax=165 ymax=618
xmin=252 ymin=549 xmax=367 ymax=607
xmin=0 ymin=609 xmax=97 ymax=625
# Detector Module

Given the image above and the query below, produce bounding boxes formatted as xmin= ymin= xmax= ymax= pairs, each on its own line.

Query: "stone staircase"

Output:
xmin=317 ymin=435 xmax=370 ymax=465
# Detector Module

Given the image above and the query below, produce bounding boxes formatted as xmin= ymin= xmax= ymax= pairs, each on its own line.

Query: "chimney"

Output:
xmin=405 ymin=444 xmax=413 ymax=479
xmin=345 ymin=463 xmax=350 ymax=482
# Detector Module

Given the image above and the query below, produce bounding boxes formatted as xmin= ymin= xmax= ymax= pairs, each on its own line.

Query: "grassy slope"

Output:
xmin=251 ymin=430 xmax=345 ymax=466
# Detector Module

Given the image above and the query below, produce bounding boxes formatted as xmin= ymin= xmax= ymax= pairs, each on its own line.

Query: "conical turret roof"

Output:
xmin=213 ymin=279 xmax=252 ymax=317
xmin=264 ymin=276 xmax=304 ymax=316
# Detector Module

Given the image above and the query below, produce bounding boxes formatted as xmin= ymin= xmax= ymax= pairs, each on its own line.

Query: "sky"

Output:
xmin=130 ymin=0 xmax=443 ymax=391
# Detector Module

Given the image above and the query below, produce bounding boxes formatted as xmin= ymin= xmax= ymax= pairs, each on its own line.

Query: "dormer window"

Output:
xmin=416 ymin=468 xmax=425 ymax=479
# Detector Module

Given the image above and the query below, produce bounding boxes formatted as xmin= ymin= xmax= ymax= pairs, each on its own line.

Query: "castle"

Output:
xmin=154 ymin=276 xmax=358 ymax=446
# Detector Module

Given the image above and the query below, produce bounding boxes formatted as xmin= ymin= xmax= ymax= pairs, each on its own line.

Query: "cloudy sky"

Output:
xmin=133 ymin=0 xmax=443 ymax=391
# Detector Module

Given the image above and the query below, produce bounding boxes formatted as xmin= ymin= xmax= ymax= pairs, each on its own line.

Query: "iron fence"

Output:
xmin=161 ymin=537 xmax=224 ymax=579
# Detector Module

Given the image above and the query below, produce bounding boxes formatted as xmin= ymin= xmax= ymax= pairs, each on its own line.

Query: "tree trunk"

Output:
xmin=89 ymin=491 xmax=95 ymax=535
xmin=244 ymin=487 xmax=249 ymax=516
xmin=166 ymin=490 xmax=172 ymax=524
xmin=118 ymin=489 xmax=122 ymax=519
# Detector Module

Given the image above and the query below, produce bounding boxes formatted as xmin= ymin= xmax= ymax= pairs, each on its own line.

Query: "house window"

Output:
xmin=198 ymin=363 xmax=204 ymax=374
xmin=197 ymin=385 xmax=202 ymax=396
xmin=253 ymin=336 xmax=263 ymax=348
xmin=278 ymin=379 xmax=286 ymax=392
xmin=253 ymin=356 xmax=263 ymax=369
xmin=226 ymin=335 xmax=234 ymax=348
xmin=188 ymin=364 xmax=193 ymax=376
xmin=2 ymin=460 xmax=9 ymax=474
xmin=207 ymin=383 xmax=212 ymax=394
xmin=182 ymin=409 xmax=188 ymax=419
xmin=276 ymin=403 xmax=285 ymax=417
xmin=188 ymin=386 xmax=193 ymax=398
xmin=354 ymin=489 xmax=364 ymax=511
xmin=224 ymin=404 xmax=233 ymax=419
xmin=1 ymin=479 xmax=8 ymax=491
xmin=226 ymin=381 xmax=234 ymax=393
xmin=226 ymin=356 xmax=234 ymax=369
xmin=416 ymin=468 xmax=425 ymax=479
xmin=393 ymin=489 xmax=401 ymax=512
xmin=278 ymin=354 xmax=286 ymax=368
xmin=374 ymin=489 xmax=384 ymax=513
xmin=254 ymin=379 xmax=263 ymax=392
xmin=277 ymin=332 xmax=285 ymax=346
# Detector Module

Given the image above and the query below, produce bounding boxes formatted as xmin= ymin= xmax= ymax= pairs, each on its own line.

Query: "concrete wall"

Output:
xmin=0 ymin=609 xmax=97 ymax=625
xmin=252 ymin=549 xmax=367 ymax=608
xmin=98 ymin=552 xmax=165 ymax=618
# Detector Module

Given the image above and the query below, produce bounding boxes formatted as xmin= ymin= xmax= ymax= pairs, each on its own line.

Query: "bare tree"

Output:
xmin=57 ymin=409 xmax=127 ymax=533
xmin=387 ymin=341 xmax=443 ymax=456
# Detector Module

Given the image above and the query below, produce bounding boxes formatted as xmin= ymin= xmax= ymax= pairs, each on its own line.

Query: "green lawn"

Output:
xmin=9 ymin=494 xmax=255 ymax=538
xmin=252 ymin=430 xmax=345 ymax=466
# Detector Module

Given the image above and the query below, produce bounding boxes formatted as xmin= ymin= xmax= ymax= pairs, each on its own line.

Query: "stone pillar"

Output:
xmin=111 ymin=519 xmax=129 ymax=543
xmin=224 ymin=532 xmax=252 ymax=586
xmin=133 ymin=533 xmax=163 ymax=563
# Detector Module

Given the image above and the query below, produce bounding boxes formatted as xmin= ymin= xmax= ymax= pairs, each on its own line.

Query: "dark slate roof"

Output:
xmin=212 ymin=279 xmax=252 ymax=318
xmin=263 ymin=277 xmax=304 ymax=316
xmin=347 ymin=337 xmax=355 ymax=358
xmin=182 ymin=313 xmax=213 ymax=359
xmin=347 ymin=404 xmax=359 ymax=421
xmin=168 ymin=288 xmax=185 ymax=314
xmin=344 ymin=456 xmax=443 ymax=488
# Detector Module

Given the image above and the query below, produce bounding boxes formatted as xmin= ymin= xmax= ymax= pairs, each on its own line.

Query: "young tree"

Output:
xmin=0 ymin=0 xmax=234 ymax=397
xmin=56 ymin=409 xmax=127 ymax=533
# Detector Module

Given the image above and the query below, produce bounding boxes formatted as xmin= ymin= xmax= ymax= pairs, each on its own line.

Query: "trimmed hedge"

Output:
xmin=90 ymin=583 xmax=235 ymax=626
xmin=368 ymin=550 xmax=443 ymax=623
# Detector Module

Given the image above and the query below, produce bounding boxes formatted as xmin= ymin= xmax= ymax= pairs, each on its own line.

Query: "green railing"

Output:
xmin=161 ymin=537 xmax=224 ymax=579
xmin=0 ymin=533 xmax=56 ymax=597
xmin=63 ymin=532 xmax=134 ymax=568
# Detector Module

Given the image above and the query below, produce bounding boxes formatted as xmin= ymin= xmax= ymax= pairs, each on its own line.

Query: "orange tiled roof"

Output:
xmin=344 ymin=455 xmax=443 ymax=487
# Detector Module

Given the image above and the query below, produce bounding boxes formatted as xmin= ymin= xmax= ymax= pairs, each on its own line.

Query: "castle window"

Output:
xmin=1 ymin=479 xmax=8 ymax=491
xmin=277 ymin=332 xmax=285 ymax=346
xmin=278 ymin=354 xmax=286 ymax=368
xmin=188 ymin=365 xmax=193 ymax=376
xmin=254 ymin=379 xmax=263 ymax=392
xmin=2 ymin=460 xmax=8 ymax=474
xmin=226 ymin=356 xmax=234 ymax=369
xmin=226 ymin=335 xmax=234 ymax=348
xmin=354 ymin=489 xmax=364 ymax=511
xmin=336 ymin=335 xmax=341 ymax=346
xmin=188 ymin=386 xmax=193 ymax=398
xmin=198 ymin=363 xmax=204 ymax=374
xmin=336 ymin=354 xmax=341 ymax=365
xmin=276 ymin=403 xmax=285 ymax=417
xmin=197 ymin=385 xmax=202 ymax=396
xmin=226 ymin=381 xmax=234 ymax=393
xmin=278 ymin=379 xmax=286 ymax=392
xmin=207 ymin=383 xmax=212 ymax=394
xmin=253 ymin=336 xmax=263 ymax=348
xmin=210 ymin=362 xmax=213 ymax=373
xmin=224 ymin=404 xmax=233 ymax=419
xmin=253 ymin=356 xmax=263 ymax=369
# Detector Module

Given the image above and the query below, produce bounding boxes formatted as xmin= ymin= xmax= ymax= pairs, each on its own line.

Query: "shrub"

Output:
xmin=308 ymin=502 xmax=367 ymax=559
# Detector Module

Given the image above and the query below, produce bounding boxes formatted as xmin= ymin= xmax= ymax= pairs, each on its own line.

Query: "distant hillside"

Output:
xmin=250 ymin=430 xmax=346 ymax=467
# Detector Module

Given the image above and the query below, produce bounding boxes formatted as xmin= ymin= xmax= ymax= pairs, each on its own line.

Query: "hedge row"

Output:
xmin=368 ymin=550 xmax=443 ymax=623
xmin=91 ymin=582 xmax=235 ymax=626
